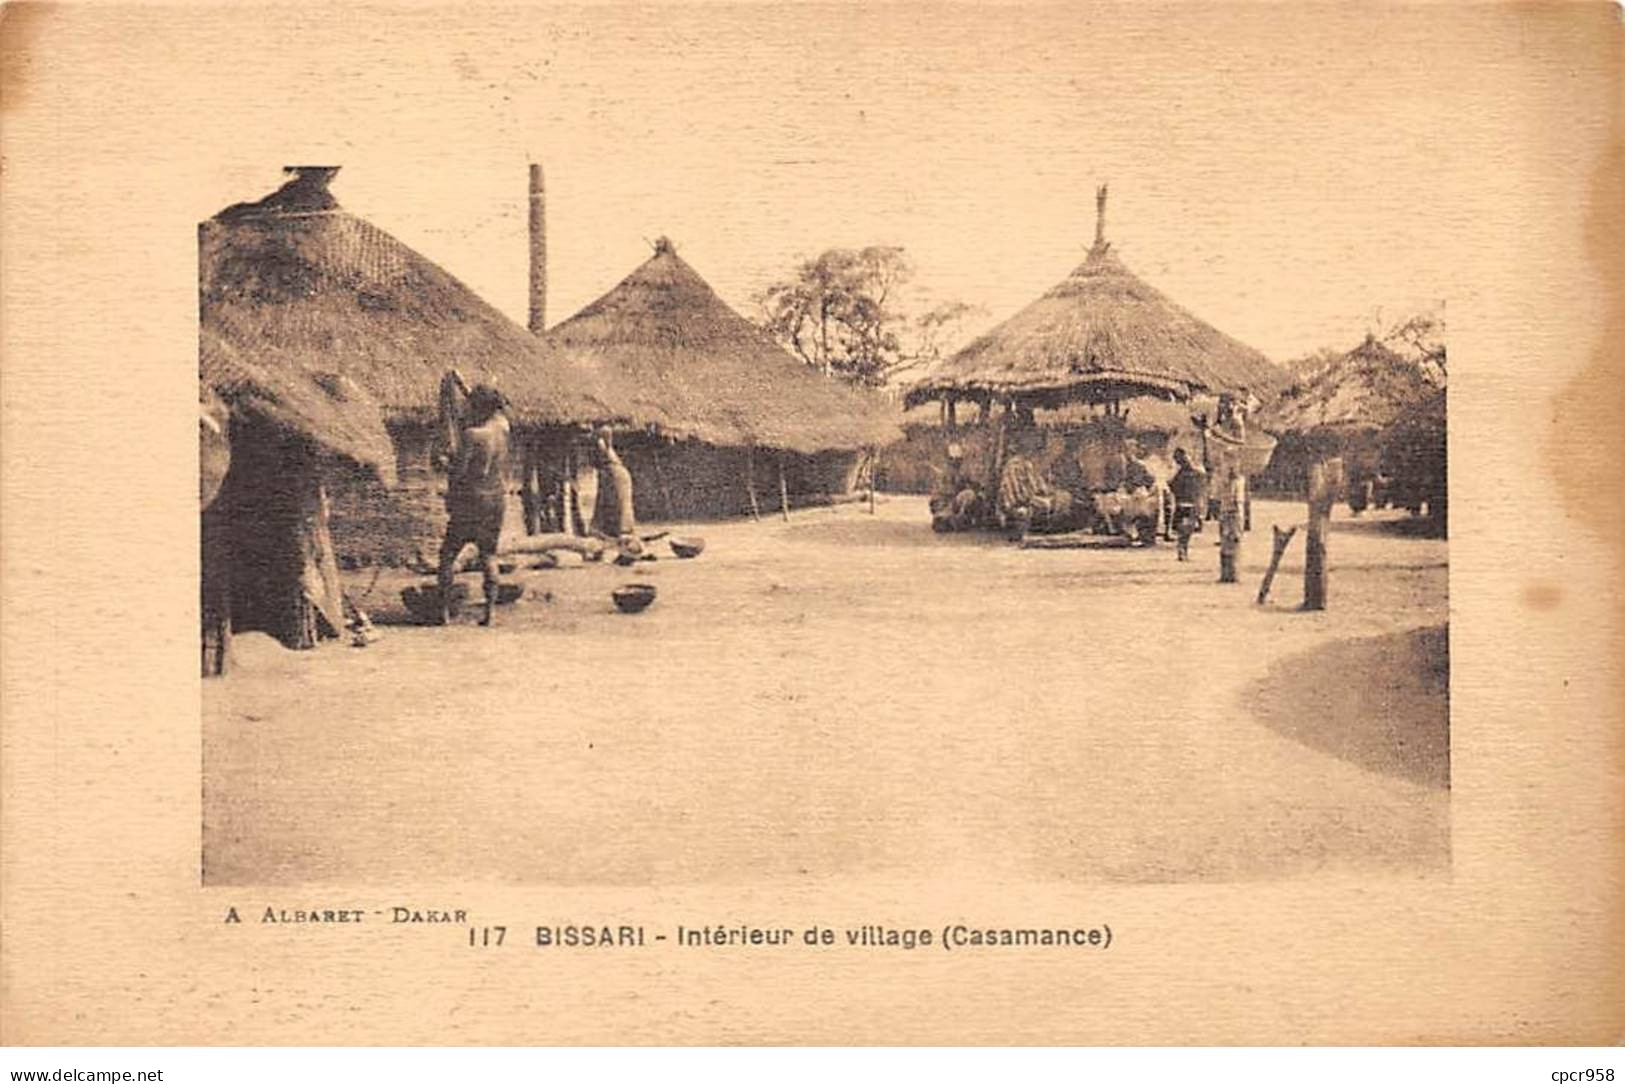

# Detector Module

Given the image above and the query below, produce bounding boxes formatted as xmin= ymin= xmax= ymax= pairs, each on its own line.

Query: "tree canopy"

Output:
xmin=757 ymin=246 xmax=981 ymax=388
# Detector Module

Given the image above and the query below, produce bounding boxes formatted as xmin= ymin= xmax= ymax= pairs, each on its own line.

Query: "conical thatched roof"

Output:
xmin=200 ymin=167 xmax=630 ymax=430
xmin=1261 ymin=334 xmax=1440 ymax=435
xmin=200 ymin=327 xmax=397 ymax=487
xmin=906 ymin=194 xmax=1283 ymax=409
xmin=546 ymin=240 xmax=901 ymax=453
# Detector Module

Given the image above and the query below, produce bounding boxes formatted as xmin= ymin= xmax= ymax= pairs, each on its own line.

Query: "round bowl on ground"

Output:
xmin=611 ymin=583 xmax=658 ymax=614
xmin=669 ymin=536 xmax=706 ymax=559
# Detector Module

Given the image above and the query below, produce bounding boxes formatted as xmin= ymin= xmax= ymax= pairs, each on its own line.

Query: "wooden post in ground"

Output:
xmin=521 ymin=437 xmax=543 ymax=535
xmin=1218 ymin=506 xmax=1241 ymax=582
xmin=1217 ymin=459 xmax=1242 ymax=583
xmin=867 ymin=447 xmax=878 ymax=515
xmin=1303 ymin=457 xmax=1338 ymax=610
xmin=565 ymin=444 xmax=585 ymax=536
xmin=1256 ymin=524 xmax=1299 ymax=605
xmin=201 ymin=504 xmax=231 ymax=676
xmin=745 ymin=444 xmax=761 ymax=521
xmin=777 ymin=450 xmax=791 ymax=522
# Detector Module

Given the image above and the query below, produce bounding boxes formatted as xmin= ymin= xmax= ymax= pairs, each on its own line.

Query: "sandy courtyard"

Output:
xmin=203 ymin=496 xmax=1448 ymax=886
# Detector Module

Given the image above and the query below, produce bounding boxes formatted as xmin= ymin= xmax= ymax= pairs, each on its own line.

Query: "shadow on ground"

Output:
xmin=1246 ymin=624 xmax=1449 ymax=789
xmin=1330 ymin=513 xmax=1447 ymax=540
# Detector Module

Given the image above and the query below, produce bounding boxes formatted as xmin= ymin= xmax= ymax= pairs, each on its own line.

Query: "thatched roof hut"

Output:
xmin=200 ymin=322 xmax=403 ymax=673
xmin=906 ymin=187 xmax=1284 ymax=410
xmin=546 ymin=239 xmax=901 ymax=454
xmin=199 ymin=326 xmax=397 ymax=488
xmin=200 ymin=167 xmax=628 ymax=430
xmin=1260 ymin=334 xmax=1440 ymax=436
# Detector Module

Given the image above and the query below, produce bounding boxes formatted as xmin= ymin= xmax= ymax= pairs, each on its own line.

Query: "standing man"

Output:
xmin=1168 ymin=447 xmax=1205 ymax=561
xmin=436 ymin=379 xmax=511 ymax=627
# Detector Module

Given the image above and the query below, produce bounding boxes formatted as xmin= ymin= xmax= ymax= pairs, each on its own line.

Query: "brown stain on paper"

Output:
xmin=1535 ymin=0 xmax=1625 ymax=1042
xmin=0 ymin=2 xmax=54 ymax=114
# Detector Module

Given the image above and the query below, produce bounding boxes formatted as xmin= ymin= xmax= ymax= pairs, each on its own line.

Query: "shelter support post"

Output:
xmin=778 ymin=451 xmax=790 ymax=522
xmin=1257 ymin=525 xmax=1298 ymax=605
xmin=745 ymin=445 xmax=761 ymax=521
xmin=1303 ymin=457 xmax=1339 ymax=610
xmin=521 ymin=438 xmax=543 ymax=535
xmin=564 ymin=444 xmax=585 ymax=536
xmin=986 ymin=404 xmax=1009 ymax=531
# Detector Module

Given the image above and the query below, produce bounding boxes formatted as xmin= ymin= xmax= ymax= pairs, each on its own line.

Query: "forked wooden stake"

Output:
xmin=1257 ymin=524 xmax=1299 ymax=605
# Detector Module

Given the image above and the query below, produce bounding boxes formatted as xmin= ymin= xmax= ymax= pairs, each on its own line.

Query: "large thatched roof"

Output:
xmin=1261 ymin=334 xmax=1441 ymax=435
xmin=200 ymin=327 xmax=397 ymax=487
xmin=906 ymin=196 xmax=1284 ymax=409
xmin=200 ymin=167 xmax=630 ymax=430
xmin=546 ymin=240 xmax=901 ymax=454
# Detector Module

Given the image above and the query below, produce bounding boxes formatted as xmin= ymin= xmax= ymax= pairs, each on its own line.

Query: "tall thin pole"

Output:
xmin=527 ymin=162 xmax=547 ymax=334
xmin=778 ymin=451 xmax=791 ymax=522
xmin=867 ymin=448 xmax=877 ymax=515
xmin=745 ymin=445 xmax=761 ymax=521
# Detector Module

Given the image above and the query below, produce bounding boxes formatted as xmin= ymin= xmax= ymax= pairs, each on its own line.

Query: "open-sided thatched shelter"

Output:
xmin=546 ymin=239 xmax=902 ymax=520
xmin=905 ymin=188 xmax=1284 ymax=414
xmin=199 ymin=327 xmax=397 ymax=675
xmin=201 ymin=167 xmax=634 ymax=563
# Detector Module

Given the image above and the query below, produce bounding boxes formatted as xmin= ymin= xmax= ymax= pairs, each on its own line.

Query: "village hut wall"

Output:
xmin=199 ymin=324 xmax=395 ymax=675
xmin=1380 ymin=391 xmax=1448 ymax=531
xmin=203 ymin=415 xmax=351 ymax=665
xmin=326 ymin=423 xmax=446 ymax=567
xmin=617 ymin=435 xmax=863 ymax=522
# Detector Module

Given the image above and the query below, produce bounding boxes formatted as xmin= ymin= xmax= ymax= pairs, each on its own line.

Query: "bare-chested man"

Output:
xmin=436 ymin=384 xmax=511 ymax=626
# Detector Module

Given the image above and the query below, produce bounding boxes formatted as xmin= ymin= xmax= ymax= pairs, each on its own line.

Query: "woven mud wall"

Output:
xmin=328 ymin=424 xmax=446 ymax=568
xmin=618 ymin=436 xmax=863 ymax=522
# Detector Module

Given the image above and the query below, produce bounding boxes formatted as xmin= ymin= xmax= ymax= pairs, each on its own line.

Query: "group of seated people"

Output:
xmin=931 ymin=427 xmax=1202 ymax=542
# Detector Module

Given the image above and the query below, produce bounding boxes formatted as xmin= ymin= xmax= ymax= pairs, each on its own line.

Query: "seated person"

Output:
xmin=997 ymin=436 xmax=1073 ymax=536
xmin=929 ymin=443 xmax=983 ymax=532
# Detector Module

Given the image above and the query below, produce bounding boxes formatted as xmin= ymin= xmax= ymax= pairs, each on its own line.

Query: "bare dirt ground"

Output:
xmin=203 ymin=496 xmax=1448 ymax=886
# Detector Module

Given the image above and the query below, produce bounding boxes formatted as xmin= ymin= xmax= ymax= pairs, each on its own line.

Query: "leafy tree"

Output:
xmin=1380 ymin=310 xmax=1447 ymax=384
xmin=757 ymin=247 xmax=981 ymax=388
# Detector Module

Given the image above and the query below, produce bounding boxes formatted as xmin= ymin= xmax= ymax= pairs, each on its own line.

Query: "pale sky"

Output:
xmin=100 ymin=3 xmax=1589 ymax=361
